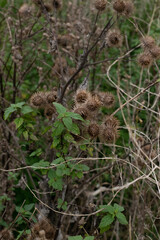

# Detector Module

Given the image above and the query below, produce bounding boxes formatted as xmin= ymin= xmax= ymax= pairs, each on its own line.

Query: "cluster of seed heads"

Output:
xmin=73 ymin=89 xmax=119 ymax=143
xmin=30 ymin=89 xmax=57 ymax=120
xmin=95 ymin=0 xmax=134 ymax=16
xmin=113 ymin=0 xmax=134 ymax=17
xmin=27 ymin=219 xmax=56 ymax=240
xmin=138 ymin=36 xmax=160 ymax=68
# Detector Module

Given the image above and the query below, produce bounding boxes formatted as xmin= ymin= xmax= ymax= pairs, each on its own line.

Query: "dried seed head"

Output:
xmin=106 ymin=29 xmax=123 ymax=48
xmin=86 ymin=95 xmax=101 ymax=112
xmin=30 ymin=92 xmax=46 ymax=107
xmin=19 ymin=3 xmax=32 ymax=17
xmin=123 ymin=1 xmax=134 ymax=17
xmin=75 ymin=90 xmax=89 ymax=105
xmin=44 ymin=105 xmax=56 ymax=119
xmin=138 ymin=52 xmax=153 ymax=68
xmin=53 ymin=0 xmax=62 ymax=9
xmin=113 ymin=0 xmax=125 ymax=13
xmin=32 ymin=0 xmax=41 ymax=5
xmin=52 ymin=57 xmax=67 ymax=77
xmin=45 ymin=91 xmax=57 ymax=103
xmin=74 ymin=107 xmax=89 ymax=120
xmin=100 ymin=124 xmax=119 ymax=143
xmin=142 ymin=144 xmax=151 ymax=152
xmin=44 ymin=3 xmax=52 ymax=12
xmin=149 ymin=46 xmax=160 ymax=60
xmin=0 ymin=229 xmax=14 ymax=240
xmin=99 ymin=92 xmax=115 ymax=108
xmin=72 ymin=133 xmax=83 ymax=142
xmin=141 ymin=36 xmax=155 ymax=49
xmin=57 ymin=34 xmax=73 ymax=48
xmin=95 ymin=0 xmax=107 ymax=11
xmin=103 ymin=115 xmax=120 ymax=128
xmin=88 ymin=122 xmax=100 ymax=138
xmin=29 ymin=219 xmax=56 ymax=239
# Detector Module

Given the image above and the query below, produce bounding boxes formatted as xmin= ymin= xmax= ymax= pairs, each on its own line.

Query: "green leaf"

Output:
xmin=63 ymin=117 xmax=73 ymax=130
xmin=84 ymin=236 xmax=94 ymax=240
xmin=99 ymin=214 xmax=114 ymax=228
xmin=24 ymin=204 xmax=34 ymax=211
xmin=68 ymin=236 xmax=83 ymax=240
xmin=116 ymin=212 xmax=128 ymax=225
xmin=48 ymin=169 xmax=63 ymax=190
xmin=21 ymin=106 xmax=33 ymax=114
xmin=51 ymin=157 xmax=64 ymax=165
xmin=80 ymin=145 xmax=86 ymax=151
xmin=99 ymin=205 xmax=115 ymax=214
xmin=76 ymin=171 xmax=83 ymax=179
xmin=23 ymin=131 xmax=28 ymax=140
xmin=113 ymin=204 xmax=124 ymax=212
xmin=53 ymin=122 xmax=64 ymax=136
xmin=64 ymin=133 xmax=74 ymax=142
xmin=0 ymin=0 xmax=7 ymax=8
xmin=65 ymin=112 xmax=84 ymax=121
xmin=4 ymin=106 xmax=16 ymax=120
xmin=100 ymin=225 xmax=110 ymax=234
xmin=30 ymin=134 xmax=38 ymax=141
xmin=30 ymin=148 xmax=42 ymax=157
xmin=31 ymin=160 xmax=49 ymax=169
xmin=70 ymin=123 xmax=80 ymax=135
xmin=14 ymin=118 xmax=24 ymax=129
xmin=15 ymin=102 xmax=25 ymax=108
xmin=57 ymin=198 xmax=67 ymax=210
xmin=53 ymin=102 xmax=66 ymax=114
xmin=51 ymin=137 xmax=61 ymax=148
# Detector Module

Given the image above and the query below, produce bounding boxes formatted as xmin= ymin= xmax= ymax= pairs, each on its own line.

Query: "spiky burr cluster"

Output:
xmin=27 ymin=219 xmax=56 ymax=240
xmin=113 ymin=0 xmax=134 ymax=16
xmin=30 ymin=87 xmax=119 ymax=143
xmin=73 ymin=89 xmax=119 ymax=143
xmin=105 ymin=29 xmax=123 ymax=48
xmin=95 ymin=0 xmax=107 ymax=11
xmin=138 ymin=35 xmax=160 ymax=68
xmin=30 ymin=89 xmax=57 ymax=120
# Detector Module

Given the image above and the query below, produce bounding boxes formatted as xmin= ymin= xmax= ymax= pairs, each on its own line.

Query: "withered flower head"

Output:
xmin=113 ymin=0 xmax=125 ymax=13
xmin=53 ymin=0 xmax=62 ymax=9
xmin=149 ymin=46 xmax=160 ymax=60
xmin=103 ymin=115 xmax=119 ymax=128
xmin=52 ymin=57 xmax=67 ymax=77
xmin=106 ymin=29 xmax=123 ymax=48
xmin=95 ymin=0 xmax=107 ymax=11
xmin=19 ymin=3 xmax=32 ymax=17
xmin=75 ymin=90 xmax=89 ymax=105
xmin=141 ymin=36 xmax=155 ymax=49
xmin=30 ymin=92 xmax=46 ymax=107
xmin=123 ymin=1 xmax=134 ymax=17
xmin=88 ymin=122 xmax=100 ymax=138
xmin=29 ymin=219 xmax=56 ymax=239
xmin=99 ymin=92 xmax=115 ymax=108
xmin=44 ymin=105 xmax=56 ymax=120
xmin=44 ymin=3 xmax=52 ymax=12
xmin=101 ymin=126 xmax=118 ymax=143
xmin=138 ymin=52 xmax=153 ymax=68
xmin=74 ymin=107 xmax=89 ymax=120
xmin=45 ymin=91 xmax=57 ymax=103
xmin=57 ymin=34 xmax=73 ymax=48
xmin=86 ymin=95 xmax=101 ymax=112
